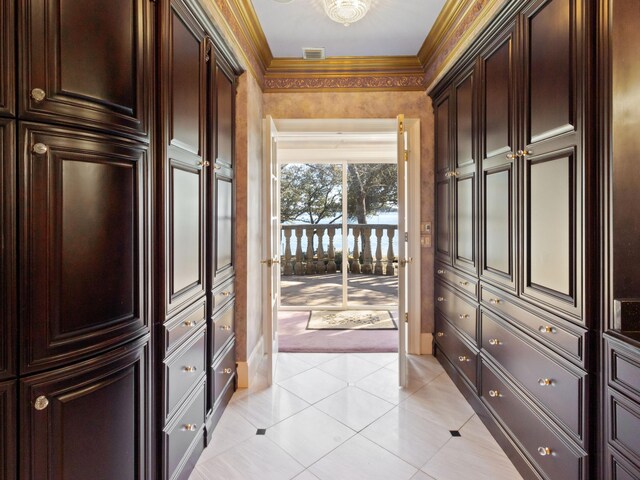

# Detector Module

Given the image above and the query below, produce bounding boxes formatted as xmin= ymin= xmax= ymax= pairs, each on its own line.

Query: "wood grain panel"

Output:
xmin=0 ymin=380 xmax=16 ymax=480
xmin=0 ymin=0 xmax=14 ymax=116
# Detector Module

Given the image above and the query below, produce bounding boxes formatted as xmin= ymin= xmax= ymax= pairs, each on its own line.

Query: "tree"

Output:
xmin=347 ymin=164 xmax=397 ymax=224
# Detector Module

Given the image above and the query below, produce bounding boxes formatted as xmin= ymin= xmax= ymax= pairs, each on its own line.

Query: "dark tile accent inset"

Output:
xmin=449 ymin=430 xmax=461 ymax=437
xmin=256 ymin=429 xmax=267 ymax=435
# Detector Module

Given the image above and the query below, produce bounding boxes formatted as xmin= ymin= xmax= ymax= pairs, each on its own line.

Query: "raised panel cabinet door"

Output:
xmin=435 ymin=93 xmax=451 ymax=177
xmin=19 ymin=123 xmax=149 ymax=374
xmin=19 ymin=0 xmax=152 ymax=138
xmin=435 ymin=92 xmax=452 ymax=264
xmin=521 ymin=0 xmax=584 ymax=322
xmin=215 ymin=61 xmax=235 ymax=169
xmin=452 ymin=70 xmax=477 ymax=274
xmin=0 ymin=120 xmax=15 ymax=381
xmin=163 ymin=0 xmax=208 ymax=316
xmin=479 ymin=26 xmax=518 ymax=293
xmin=435 ymin=179 xmax=451 ymax=264
xmin=20 ymin=336 xmax=150 ymax=480
xmin=0 ymin=0 xmax=15 ymax=116
xmin=0 ymin=380 xmax=16 ymax=480
xmin=212 ymin=168 xmax=234 ymax=285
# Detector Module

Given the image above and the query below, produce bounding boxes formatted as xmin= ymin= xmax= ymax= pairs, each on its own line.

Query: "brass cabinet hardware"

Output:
xmin=458 ymin=355 xmax=469 ymax=362
xmin=458 ymin=314 xmax=470 ymax=319
xmin=506 ymin=152 xmax=516 ymax=159
xmin=31 ymin=88 xmax=46 ymax=102
xmin=399 ymin=257 xmax=413 ymax=267
xmin=219 ymin=325 xmax=232 ymax=331
xmin=538 ymin=325 xmax=556 ymax=334
xmin=32 ymin=143 xmax=48 ymax=155
xmin=183 ymin=366 xmax=197 ymax=373
xmin=537 ymin=447 xmax=552 ymax=457
xmin=437 ymin=296 xmax=445 ymax=302
xmin=221 ymin=291 xmax=231 ymax=297
xmin=437 ymin=332 xmax=444 ymax=337
xmin=198 ymin=160 xmax=210 ymax=167
xmin=182 ymin=424 xmax=198 ymax=432
xmin=489 ymin=298 xmax=502 ymax=305
xmin=488 ymin=338 xmax=501 ymax=346
xmin=183 ymin=320 xmax=197 ymax=327
xmin=538 ymin=378 xmax=553 ymax=386
xmin=459 ymin=281 xmax=469 ymax=286
xmin=489 ymin=390 xmax=501 ymax=398
xmin=222 ymin=368 xmax=233 ymax=374
xmin=261 ymin=258 xmax=280 ymax=267
xmin=518 ymin=149 xmax=533 ymax=157
xmin=34 ymin=396 xmax=49 ymax=411
xmin=436 ymin=269 xmax=445 ymax=275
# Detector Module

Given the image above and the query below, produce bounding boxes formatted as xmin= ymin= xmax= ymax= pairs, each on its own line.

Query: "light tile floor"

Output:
xmin=190 ymin=353 xmax=524 ymax=480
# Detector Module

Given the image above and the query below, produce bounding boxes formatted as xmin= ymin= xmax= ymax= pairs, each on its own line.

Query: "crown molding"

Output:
xmin=418 ymin=0 xmax=473 ymax=66
xmin=268 ymin=56 xmax=424 ymax=74
xmin=263 ymin=72 xmax=426 ymax=93
xmin=227 ymin=0 xmax=273 ymax=71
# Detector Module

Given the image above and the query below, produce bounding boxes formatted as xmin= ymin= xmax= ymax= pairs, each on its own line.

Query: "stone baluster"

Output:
xmin=283 ymin=229 xmax=293 ymax=275
xmin=362 ymin=227 xmax=373 ymax=274
xmin=316 ymin=227 xmax=326 ymax=274
xmin=305 ymin=228 xmax=316 ymax=274
xmin=294 ymin=227 xmax=304 ymax=275
xmin=374 ymin=228 xmax=384 ymax=275
xmin=351 ymin=226 xmax=361 ymax=274
xmin=326 ymin=227 xmax=337 ymax=273
xmin=386 ymin=227 xmax=395 ymax=276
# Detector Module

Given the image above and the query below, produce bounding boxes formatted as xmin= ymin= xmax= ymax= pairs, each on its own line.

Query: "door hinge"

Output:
xmin=404 ymin=232 xmax=408 ymax=242
xmin=404 ymin=150 xmax=408 ymax=161
xmin=405 ymin=313 xmax=409 ymax=322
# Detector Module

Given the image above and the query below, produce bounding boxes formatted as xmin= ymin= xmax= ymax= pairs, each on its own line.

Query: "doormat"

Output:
xmin=306 ymin=310 xmax=397 ymax=330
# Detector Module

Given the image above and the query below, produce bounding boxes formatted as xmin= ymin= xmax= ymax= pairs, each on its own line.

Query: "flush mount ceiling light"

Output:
xmin=323 ymin=0 xmax=372 ymax=27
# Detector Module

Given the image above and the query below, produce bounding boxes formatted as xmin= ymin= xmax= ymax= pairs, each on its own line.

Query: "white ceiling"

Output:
xmin=250 ymin=0 xmax=448 ymax=58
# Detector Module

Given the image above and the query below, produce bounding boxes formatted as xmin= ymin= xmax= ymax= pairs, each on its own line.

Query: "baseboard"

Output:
xmin=236 ymin=336 xmax=264 ymax=388
xmin=420 ymin=333 xmax=433 ymax=354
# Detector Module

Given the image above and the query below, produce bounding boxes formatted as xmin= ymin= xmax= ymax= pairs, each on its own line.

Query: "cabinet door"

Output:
xmin=0 ymin=380 xmax=16 ymax=480
xmin=163 ymin=0 xmax=208 ymax=317
xmin=479 ymin=26 xmax=518 ymax=293
xmin=20 ymin=337 xmax=150 ymax=480
xmin=215 ymin=61 xmax=235 ymax=169
xmin=211 ymin=166 xmax=234 ymax=285
xmin=0 ymin=120 xmax=15 ymax=381
xmin=19 ymin=123 xmax=149 ymax=374
xmin=435 ymin=93 xmax=452 ymax=264
xmin=452 ymin=70 xmax=477 ymax=275
xmin=521 ymin=0 xmax=583 ymax=320
xmin=0 ymin=0 xmax=14 ymax=117
xmin=19 ymin=0 xmax=152 ymax=138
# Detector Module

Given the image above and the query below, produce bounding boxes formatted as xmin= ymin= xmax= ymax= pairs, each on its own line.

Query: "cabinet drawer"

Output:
xmin=607 ymin=445 xmax=640 ymax=480
xmin=481 ymin=311 xmax=586 ymax=443
xmin=212 ymin=301 xmax=234 ymax=359
xmin=607 ymin=389 xmax=640 ymax=467
xmin=435 ymin=282 xmax=478 ymax=342
xmin=481 ymin=285 xmax=586 ymax=366
xmin=164 ymin=328 xmax=206 ymax=420
xmin=481 ymin=360 xmax=586 ymax=480
xmin=164 ymin=383 xmax=205 ymax=480
xmin=211 ymin=341 xmax=235 ymax=407
xmin=164 ymin=300 xmax=206 ymax=355
xmin=435 ymin=314 xmax=477 ymax=388
xmin=606 ymin=335 xmax=640 ymax=403
xmin=212 ymin=277 xmax=234 ymax=314
xmin=435 ymin=263 xmax=478 ymax=299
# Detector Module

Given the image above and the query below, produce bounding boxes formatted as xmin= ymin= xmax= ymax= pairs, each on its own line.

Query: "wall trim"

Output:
xmin=421 ymin=333 xmax=434 ymax=355
xmin=236 ymin=336 xmax=264 ymax=388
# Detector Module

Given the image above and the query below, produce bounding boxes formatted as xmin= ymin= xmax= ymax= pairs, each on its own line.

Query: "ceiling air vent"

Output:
xmin=302 ymin=47 xmax=325 ymax=60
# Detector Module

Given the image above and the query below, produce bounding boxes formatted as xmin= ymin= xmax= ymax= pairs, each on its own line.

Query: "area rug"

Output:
xmin=307 ymin=310 xmax=397 ymax=330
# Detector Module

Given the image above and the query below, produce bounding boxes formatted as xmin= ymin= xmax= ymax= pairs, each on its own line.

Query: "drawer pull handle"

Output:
xmin=32 ymin=143 xmax=48 ymax=155
xmin=198 ymin=160 xmax=210 ymax=167
xmin=182 ymin=424 xmax=198 ymax=432
xmin=538 ymin=378 xmax=553 ymax=387
xmin=537 ymin=447 xmax=552 ymax=457
xmin=459 ymin=281 xmax=469 ymax=286
xmin=458 ymin=314 xmax=469 ymax=319
xmin=220 ymin=325 xmax=232 ymax=331
xmin=489 ymin=298 xmax=502 ymax=305
xmin=488 ymin=338 xmax=501 ymax=346
xmin=518 ymin=149 xmax=533 ymax=157
xmin=488 ymin=390 xmax=501 ymax=398
xmin=221 ymin=291 xmax=232 ymax=297
xmin=183 ymin=320 xmax=197 ymax=327
xmin=222 ymin=368 xmax=233 ymax=374
xmin=34 ymin=396 xmax=49 ymax=411
xmin=437 ymin=332 xmax=444 ymax=337
xmin=183 ymin=366 xmax=197 ymax=373
xmin=538 ymin=325 xmax=556 ymax=334
xmin=506 ymin=152 xmax=516 ymax=159
xmin=31 ymin=88 xmax=46 ymax=102
xmin=458 ymin=356 xmax=469 ymax=362
xmin=437 ymin=269 xmax=445 ymax=275
xmin=437 ymin=297 xmax=445 ymax=302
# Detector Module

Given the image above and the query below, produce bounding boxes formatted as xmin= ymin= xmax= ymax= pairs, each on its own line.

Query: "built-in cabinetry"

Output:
xmin=431 ymin=0 xmax=593 ymax=478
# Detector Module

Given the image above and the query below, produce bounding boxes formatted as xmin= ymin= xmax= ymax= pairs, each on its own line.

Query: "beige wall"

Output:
xmin=263 ymin=91 xmax=435 ymax=333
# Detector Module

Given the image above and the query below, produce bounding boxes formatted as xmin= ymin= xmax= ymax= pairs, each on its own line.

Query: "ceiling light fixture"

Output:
xmin=323 ymin=0 xmax=372 ymax=27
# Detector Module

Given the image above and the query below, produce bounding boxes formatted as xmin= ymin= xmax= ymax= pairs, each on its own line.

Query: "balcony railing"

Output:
xmin=281 ymin=224 xmax=398 ymax=276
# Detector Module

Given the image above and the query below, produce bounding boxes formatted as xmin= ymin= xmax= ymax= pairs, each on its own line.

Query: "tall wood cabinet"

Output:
xmin=431 ymin=0 xmax=594 ymax=479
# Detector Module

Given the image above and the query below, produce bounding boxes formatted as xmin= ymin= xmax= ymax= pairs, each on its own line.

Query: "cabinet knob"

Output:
xmin=488 ymin=338 xmax=501 ymax=346
xmin=458 ymin=355 xmax=469 ymax=362
xmin=198 ymin=160 xmax=210 ymax=167
xmin=488 ymin=390 xmax=501 ymax=398
xmin=437 ymin=269 xmax=445 ymax=275
xmin=459 ymin=281 xmax=469 ymax=286
xmin=437 ymin=332 xmax=444 ymax=337
xmin=220 ymin=325 xmax=232 ymax=331
xmin=221 ymin=291 xmax=232 ymax=297
xmin=182 ymin=424 xmax=198 ymax=432
xmin=31 ymin=88 xmax=46 ymax=103
xmin=506 ymin=152 xmax=516 ymax=159
xmin=489 ymin=298 xmax=502 ymax=305
xmin=537 ymin=447 xmax=552 ymax=457
xmin=538 ymin=325 xmax=556 ymax=334
xmin=538 ymin=378 xmax=553 ymax=387
xmin=222 ymin=368 xmax=233 ymax=374
xmin=437 ymin=296 xmax=445 ymax=302
xmin=32 ymin=143 xmax=48 ymax=155
xmin=518 ymin=149 xmax=533 ymax=157
xmin=183 ymin=320 xmax=197 ymax=327
xmin=458 ymin=314 xmax=469 ymax=319
xmin=34 ymin=395 xmax=49 ymax=411
xmin=183 ymin=366 xmax=197 ymax=373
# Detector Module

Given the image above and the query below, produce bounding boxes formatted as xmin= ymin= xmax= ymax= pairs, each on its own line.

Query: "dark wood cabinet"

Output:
xmin=18 ymin=0 xmax=152 ymax=138
xmin=20 ymin=336 xmax=151 ymax=480
xmin=0 ymin=380 xmax=16 ymax=480
xmin=19 ymin=123 xmax=149 ymax=374
xmin=435 ymin=93 xmax=452 ymax=265
xmin=0 ymin=119 xmax=15 ymax=381
xmin=0 ymin=0 xmax=14 ymax=117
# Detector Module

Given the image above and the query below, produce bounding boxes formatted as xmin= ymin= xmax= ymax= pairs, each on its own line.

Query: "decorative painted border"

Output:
xmin=264 ymin=74 xmax=427 ymax=92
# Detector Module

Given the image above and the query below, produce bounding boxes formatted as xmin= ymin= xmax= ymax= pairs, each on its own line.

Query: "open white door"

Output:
xmin=262 ymin=116 xmax=280 ymax=385
xmin=397 ymin=114 xmax=409 ymax=388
